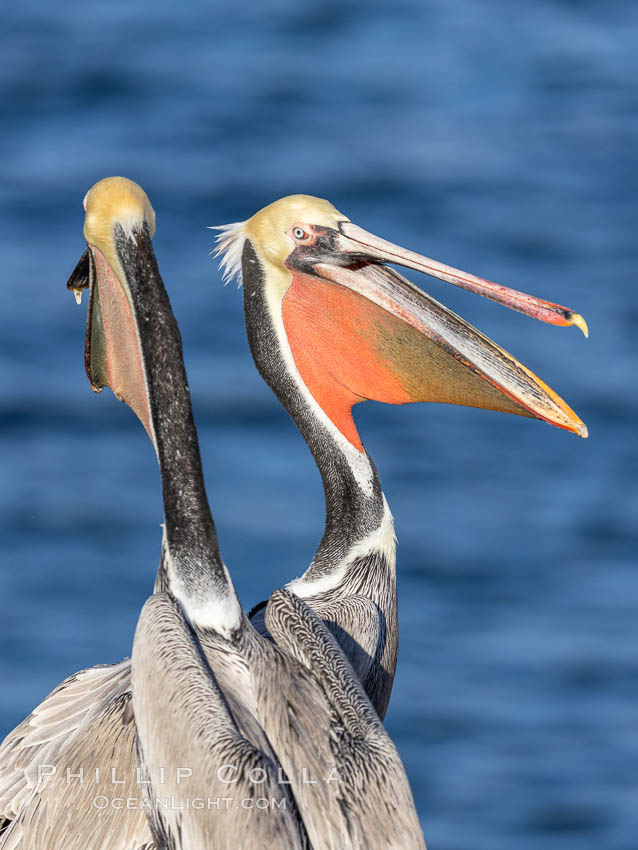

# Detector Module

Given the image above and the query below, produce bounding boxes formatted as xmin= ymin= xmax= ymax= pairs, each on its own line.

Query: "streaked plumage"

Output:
xmin=0 ymin=188 xmax=585 ymax=849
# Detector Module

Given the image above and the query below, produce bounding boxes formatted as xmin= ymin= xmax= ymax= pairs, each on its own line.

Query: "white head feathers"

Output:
xmin=209 ymin=221 xmax=246 ymax=286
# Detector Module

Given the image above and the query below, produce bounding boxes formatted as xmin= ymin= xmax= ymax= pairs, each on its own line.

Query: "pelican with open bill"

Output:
xmin=214 ymin=194 xmax=588 ymax=722
xmin=312 ymin=219 xmax=588 ymax=433
xmin=238 ymin=203 xmax=589 ymax=441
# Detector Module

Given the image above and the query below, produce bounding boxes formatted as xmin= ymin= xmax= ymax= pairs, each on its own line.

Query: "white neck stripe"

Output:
xmin=261 ymin=268 xmax=376 ymax=497
xmin=163 ymin=531 xmax=242 ymax=638
xmin=287 ymin=497 xmax=396 ymax=598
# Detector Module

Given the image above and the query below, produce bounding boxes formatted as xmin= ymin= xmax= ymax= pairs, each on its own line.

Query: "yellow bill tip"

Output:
xmin=569 ymin=312 xmax=589 ymax=338
xmin=575 ymin=420 xmax=589 ymax=439
xmin=548 ymin=410 xmax=587 ymax=438
xmin=550 ymin=409 xmax=588 ymax=439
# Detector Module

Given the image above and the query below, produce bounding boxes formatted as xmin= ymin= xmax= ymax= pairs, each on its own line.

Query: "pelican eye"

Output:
xmin=293 ymin=226 xmax=310 ymax=241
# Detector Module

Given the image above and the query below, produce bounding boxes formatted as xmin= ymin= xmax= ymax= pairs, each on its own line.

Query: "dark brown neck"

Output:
xmin=242 ymin=240 xmax=387 ymax=582
xmin=113 ymin=224 xmax=226 ymax=596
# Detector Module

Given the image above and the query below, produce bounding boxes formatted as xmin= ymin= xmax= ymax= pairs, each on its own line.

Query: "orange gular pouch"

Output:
xmin=87 ymin=248 xmax=154 ymax=441
xmin=282 ymin=269 xmax=530 ymax=451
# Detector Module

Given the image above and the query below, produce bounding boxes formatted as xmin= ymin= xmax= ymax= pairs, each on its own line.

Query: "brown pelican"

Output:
xmin=213 ymin=194 xmax=588 ymax=719
xmin=0 ymin=178 xmax=425 ymax=849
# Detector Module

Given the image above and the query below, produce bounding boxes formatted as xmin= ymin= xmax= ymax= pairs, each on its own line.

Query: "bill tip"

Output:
xmin=569 ymin=313 xmax=589 ymax=338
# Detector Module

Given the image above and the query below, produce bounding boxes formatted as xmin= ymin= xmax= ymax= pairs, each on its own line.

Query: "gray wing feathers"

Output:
xmin=253 ymin=589 xmax=396 ymax=720
xmin=265 ymin=589 xmax=426 ymax=850
xmin=252 ymin=593 xmax=381 ymax=688
xmin=0 ymin=690 xmax=152 ymax=850
xmin=132 ymin=593 xmax=307 ymax=850
xmin=265 ymin=591 xmax=379 ymax=737
xmin=0 ymin=660 xmax=132 ymax=823
xmin=311 ymin=594 xmax=392 ymax=721
xmin=240 ymin=626 xmax=350 ymax=850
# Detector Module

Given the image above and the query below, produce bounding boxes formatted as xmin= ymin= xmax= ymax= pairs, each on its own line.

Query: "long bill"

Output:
xmin=335 ymin=222 xmax=589 ymax=337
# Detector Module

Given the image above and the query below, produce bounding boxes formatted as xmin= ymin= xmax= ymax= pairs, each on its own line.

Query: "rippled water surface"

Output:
xmin=1 ymin=2 xmax=637 ymax=847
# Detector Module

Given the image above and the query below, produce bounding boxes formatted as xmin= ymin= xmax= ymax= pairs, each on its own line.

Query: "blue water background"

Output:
xmin=1 ymin=2 xmax=636 ymax=847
